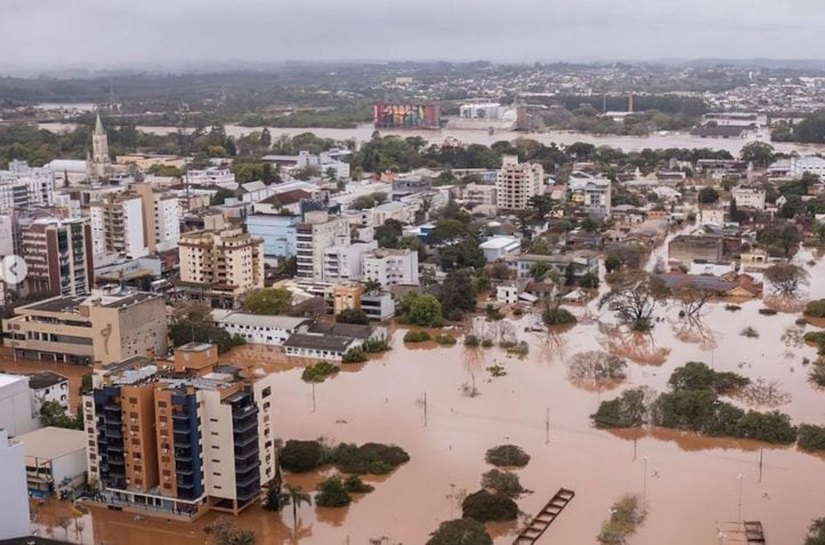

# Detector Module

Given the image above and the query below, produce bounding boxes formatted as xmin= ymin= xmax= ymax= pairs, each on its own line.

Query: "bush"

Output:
xmin=487 ymin=364 xmax=507 ymax=377
xmin=542 ymin=307 xmax=577 ymax=326
xmin=797 ymin=424 xmax=825 ymax=452
xmin=724 ymin=304 xmax=742 ymax=312
xmin=804 ymin=518 xmax=825 ymax=545
xmin=343 ymin=474 xmax=375 ymax=494
xmin=361 ymin=338 xmax=389 ymax=353
xmin=301 ymin=361 xmax=339 ymax=382
xmin=667 ymin=361 xmax=749 ymax=395
xmin=482 ymin=339 xmax=494 ymax=348
xmin=435 ymin=334 xmax=458 ymax=346
xmin=598 ymin=494 xmax=647 ymax=544
xmin=804 ymin=299 xmax=825 ymax=318
xmin=804 ymin=332 xmax=825 ymax=355
xmin=758 ymin=308 xmax=778 ymax=316
xmin=426 ymin=518 xmax=493 ymax=545
xmin=579 ymin=272 xmax=600 ymax=289
xmin=280 ymin=440 xmax=326 ymax=473
xmin=336 ymin=308 xmax=369 ymax=324
xmin=315 ymin=476 xmax=352 ymax=507
xmin=480 ymin=469 xmax=527 ymax=499
xmin=341 ymin=348 xmax=367 ymax=364
xmin=740 ymin=327 xmax=759 ymax=338
xmin=461 ymin=490 xmax=519 ymax=522
xmin=328 ymin=442 xmax=410 ymax=475
xmin=810 ymin=364 xmax=825 ymax=387
xmin=591 ymin=388 xmax=649 ymax=428
xmin=464 ymin=334 xmax=480 ymax=347
xmin=485 ymin=444 xmax=531 ymax=468
xmin=507 ymin=341 xmax=529 ymax=357
xmin=404 ymin=330 xmax=432 ymax=343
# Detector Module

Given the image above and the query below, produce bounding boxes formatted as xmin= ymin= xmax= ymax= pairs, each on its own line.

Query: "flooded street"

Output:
xmin=29 ymin=253 xmax=821 ymax=545
xmin=5 ymin=221 xmax=823 ymax=545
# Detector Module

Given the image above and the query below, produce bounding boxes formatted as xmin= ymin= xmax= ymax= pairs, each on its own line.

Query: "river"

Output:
xmin=14 ymin=249 xmax=825 ymax=545
xmin=38 ymin=121 xmax=825 ymax=155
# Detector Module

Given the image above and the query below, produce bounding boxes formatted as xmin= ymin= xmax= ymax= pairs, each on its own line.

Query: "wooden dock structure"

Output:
xmin=513 ymin=488 xmax=575 ymax=545
xmin=718 ymin=521 xmax=766 ymax=544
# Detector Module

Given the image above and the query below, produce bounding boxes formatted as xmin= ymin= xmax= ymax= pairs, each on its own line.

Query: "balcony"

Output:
xmin=234 ymin=442 xmax=259 ymax=460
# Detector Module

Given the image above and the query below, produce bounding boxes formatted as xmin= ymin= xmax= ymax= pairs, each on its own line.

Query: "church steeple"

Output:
xmin=95 ymin=112 xmax=105 ymax=135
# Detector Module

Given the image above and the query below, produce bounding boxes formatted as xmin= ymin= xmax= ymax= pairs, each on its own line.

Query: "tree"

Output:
xmin=740 ymin=141 xmax=775 ymax=167
xmin=435 ymin=269 xmax=478 ymax=320
xmin=426 ymin=518 xmax=493 ymax=545
xmin=315 ymin=476 xmax=352 ymax=507
xmin=39 ymin=401 xmax=82 ymax=429
xmin=243 ymin=288 xmax=293 ymax=315
xmin=375 ymin=219 xmax=404 ymax=248
xmin=591 ymin=388 xmax=651 ymax=428
xmin=462 ymin=490 xmax=519 ymax=522
xmin=805 ymin=518 xmax=825 ymax=545
xmin=764 ymin=263 xmax=809 ymax=297
xmin=480 ymin=469 xmax=527 ymax=499
xmin=259 ymin=128 xmax=272 ymax=149
xmin=528 ymin=194 xmax=555 ymax=220
xmin=697 ymin=187 xmax=720 ymax=204
xmin=598 ymin=272 xmax=662 ymax=331
xmin=401 ymin=292 xmax=444 ymax=327
xmin=280 ymin=484 xmax=312 ymax=533
xmin=205 ymin=518 xmax=256 ymax=545
xmin=757 ymin=222 xmax=801 ymax=256
xmin=169 ymin=302 xmax=244 ymax=354
xmin=568 ymin=351 xmax=628 ymax=386
xmin=279 ymin=440 xmax=326 ymax=473
xmin=336 ymin=308 xmax=369 ymax=324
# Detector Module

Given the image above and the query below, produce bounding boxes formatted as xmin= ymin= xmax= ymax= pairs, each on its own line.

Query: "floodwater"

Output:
xmin=38 ymin=121 xmax=825 ymax=156
xmin=20 ymin=248 xmax=824 ymax=545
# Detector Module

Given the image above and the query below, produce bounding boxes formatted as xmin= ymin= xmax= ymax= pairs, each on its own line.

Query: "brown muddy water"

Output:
xmin=19 ymin=250 xmax=825 ymax=545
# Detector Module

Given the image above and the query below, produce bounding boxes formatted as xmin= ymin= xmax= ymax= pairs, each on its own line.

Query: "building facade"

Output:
xmin=0 ymin=429 xmax=30 ymax=540
xmin=496 ymin=155 xmax=543 ymax=210
xmin=83 ymin=344 xmax=276 ymax=519
xmin=3 ymin=290 xmax=168 ymax=365
xmin=567 ymin=174 xmax=612 ymax=220
xmin=295 ymin=211 xmax=351 ymax=280
xmin=90 ymin=192 xmax=149 ymax=259
xmin=179 ymin=227 xmax=264 ymax=302
xmin=20 ymin=217 xmax=94 ymax=297
xmin=361 ymin=248 xmax=419 ymax=287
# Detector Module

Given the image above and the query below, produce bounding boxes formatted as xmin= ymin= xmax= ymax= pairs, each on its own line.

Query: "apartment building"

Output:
xmin=83 ymin=343 xmax=276 ymax=519
xmin=295 ymin=211 xmax=351 ymax=280
xmin=0 ymin=160 xmax=56 ymax=212
xmin=323 ymin=241 xmax=377 ymax=282
xmin=19 ymin=216 xmax=94 ymax=297
xmin=90 ymin=192 xmax=149 ymax=259
xmin=179 ymin=227 xmax=264 ymax=302
xmin=463 ymin=183 xmax=497 ymax=207
xmin=566 ymin=173 xmax=612 ymax=220
xmin=186 ymin=167 xmax=237 ymax=188
xmin=495 ymin=155 xmax=544 ymax=210
xmin=2 ymin=289 xmax=168 ymax=365
xmin=361 ymin=248 xmax=419 ymax=287
xmin=730 ymin=187 xmax=767 ymax=210
xmin=132 ymin=183 xmax=182 ymax=253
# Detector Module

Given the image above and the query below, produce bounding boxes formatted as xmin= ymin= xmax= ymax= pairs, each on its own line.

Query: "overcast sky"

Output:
xmin=2 ymin=0 xmax=824 ymax=72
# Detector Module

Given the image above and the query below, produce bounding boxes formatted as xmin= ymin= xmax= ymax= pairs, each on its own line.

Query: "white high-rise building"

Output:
xmin=132 ymin=183 xmax=181 ymax=253
xmin=567 ymin=172 xmax=613 ymax=220
xmin=90 ymin=192 xmax=149 ymax=259
xmin=495 ymin=155 xmax=544 ymax=210
xmin=362 ymin=248 xmax=419 ymax=287
xmin=295 ymin=211 xmax=351 ymax=280
xmin=0 ymin=428 xmax=30 ymax=540
xmin=0 ymin=160 xmax=56 ymax=212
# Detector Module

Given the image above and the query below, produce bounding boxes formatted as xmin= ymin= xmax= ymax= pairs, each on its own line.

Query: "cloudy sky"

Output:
xmin=1 ymin=0 xmax=823 ymax=72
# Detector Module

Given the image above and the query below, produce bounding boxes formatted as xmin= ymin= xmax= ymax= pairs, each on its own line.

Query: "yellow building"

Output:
xmin=178 ymin=227 xmax=264 ymax=303
xmin=2 ymin=290 xmax=168 ymax=365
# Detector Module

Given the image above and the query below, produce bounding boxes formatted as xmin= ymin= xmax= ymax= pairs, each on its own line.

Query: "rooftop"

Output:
xmin=27 ymin=372 xmax=67 ymax=390
xmin=283 ymin=333 xmax=355 ymax=352
xmin=211 ymin=311 xmax=309 ymax=330
xmin=14 ymin=426 xmax=86 ymax=460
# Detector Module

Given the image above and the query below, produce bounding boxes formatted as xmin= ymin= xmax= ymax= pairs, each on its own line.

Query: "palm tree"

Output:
xmin=280 ymin=485 xmax=312 ymax=534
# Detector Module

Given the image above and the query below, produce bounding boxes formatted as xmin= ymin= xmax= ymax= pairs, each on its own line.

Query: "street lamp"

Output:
xmin=642 ymin=455 xmax=648 ymax=504
xmin=737 ymin=473 xmax=744 ymax=521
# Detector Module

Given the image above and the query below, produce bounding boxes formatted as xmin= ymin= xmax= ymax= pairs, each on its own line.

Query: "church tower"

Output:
xmin=90 ymin=112 xmax=112 ymax=178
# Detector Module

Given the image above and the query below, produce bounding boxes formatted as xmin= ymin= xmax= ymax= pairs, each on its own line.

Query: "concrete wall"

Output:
xmin=0 ymin=429 xmax=31 ymax=540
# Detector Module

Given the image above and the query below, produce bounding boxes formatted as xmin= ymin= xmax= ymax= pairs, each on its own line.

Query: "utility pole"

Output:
xmin=642 ymin=456 xmax=648 ymax=504
xmin=423 ymin=392 xmax=428 ymax=427
xmin=758 ymin=449 xmax=764 ymax=483
xmin=737 ymin=473 xmax=744 ymax=521
xmin=545 ymin=407 xmax=550 ymax=445
xmin=311 ymin=383 xmax=316 ymax=413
